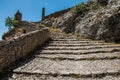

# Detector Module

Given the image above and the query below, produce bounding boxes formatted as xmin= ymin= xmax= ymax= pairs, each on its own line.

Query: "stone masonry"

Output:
xmin=0 ymin=28 xmax=51 ymax=74
xmin=5 ymin=31 xmax=120 ymax=80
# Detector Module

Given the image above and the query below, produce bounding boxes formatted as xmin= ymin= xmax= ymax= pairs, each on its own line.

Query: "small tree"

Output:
xmin=5 ymin=16 xmax=18 ymax=30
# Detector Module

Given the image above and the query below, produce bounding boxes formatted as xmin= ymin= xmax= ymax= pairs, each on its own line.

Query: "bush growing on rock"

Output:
xmin=5 ymin=16 xmax=19 ymax=30
xmin=87 ymin=2 xmax=100 ymax=10
xmin=72 ymin=2 xmax=86 ymax=14
xmin=71 ymin=2 xmax=100 ymax=15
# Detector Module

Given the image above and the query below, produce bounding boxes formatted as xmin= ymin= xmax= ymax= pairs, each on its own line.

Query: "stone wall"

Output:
xmin=40 ymin=8 xmax=71 ymax=27
xmin=44 ymin=8 xmax=71 ymax=19
xmin=0 ymin=28 xmax=51 ymax=74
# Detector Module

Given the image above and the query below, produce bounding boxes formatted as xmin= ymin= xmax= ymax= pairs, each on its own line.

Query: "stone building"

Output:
xmin=14 ymin=10 xmax=22 ymax=21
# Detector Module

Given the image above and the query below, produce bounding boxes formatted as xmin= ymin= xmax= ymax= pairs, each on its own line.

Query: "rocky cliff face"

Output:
xmin=75 ymin=0 xmax=120 ymax=42
xmin=43 ymin=0 xmax=120 ymax=42
xmin=52 ymin=12 xmax=76 ymax=33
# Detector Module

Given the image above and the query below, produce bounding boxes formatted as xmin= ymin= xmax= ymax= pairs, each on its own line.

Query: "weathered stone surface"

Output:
xmin=52 ymin=12 xmax=76 ymax=33
xmin=50 ymin=40 xmax=105 ymax=43
xmin=2 ymin=0 xmax=120 ymax=79
xmin=108 ymin=0 xmax=120 ymax=5
xmin=50 ymin=42 xmax=111 ymax=44
xmin=53 ymin=39 xmax=78 ymax=41
xmin=13 ymin=59 xmax=120 ymax=76
xmin=9 ymin=74 xmax=120 ymax=80
xmin=41 ymin=19 xmax=53 ymax=27
xmin=44 ymin=46 xmax=120 ymax=50
xmin=0 ymin=28 xmax=51 ymax=74
xmin=37 ymin=52 xmax=120 ymax=60
xmin=47 ymin=0 xmax=120 ymax=42
xmin=40 ymin=48 xmax=120 ymax=54
xmin=48 ymin=43 xmax=113 ymax=46
xmin=75 ymin=2 xmax=120 ymax=42
xmin=6 ymin=32 xmax=120 ymax=80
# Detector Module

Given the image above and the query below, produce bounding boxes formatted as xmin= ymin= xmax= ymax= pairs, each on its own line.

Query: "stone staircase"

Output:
xmin=8 ymin=32 xmax=120 ymax=80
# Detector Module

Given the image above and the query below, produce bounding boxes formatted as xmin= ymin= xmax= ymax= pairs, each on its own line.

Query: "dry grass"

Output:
xmin=49 ymin=27 xmax=61 ymax=33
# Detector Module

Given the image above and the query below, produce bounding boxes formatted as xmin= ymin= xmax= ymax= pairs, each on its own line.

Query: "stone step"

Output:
xmin=48 ymin=43 xmax=113 ymax=46
xmin=9 ymin=73 xmax=120 ymax=80
xmin=50 ymin=42 xmax=104 ymax=44
xmin=12 ymin=59 xmax=120 ymax=78
xmin=52 ymin=36 xmax=76 ymax=39
xmin=44 ymin=45 xmax=120 ymax=49
xmin=53 ymin=37 xmax=76 ymax=39
xmin=51 ymin=34 xmax=75 ymax=37
xmin=7 ymin=32 xmax=120 ymax=80
xmin=38 ymin=48 xmax=120 ymax=55
xmin=52 ymin=39 xmax=91 ymax=41
xmin=43 ymin=46 xmax=120 ymax=50
xmin=36 ymin=52 xmax=120 ymax=61
xmin=52 ymin=40 xmax=104 ymax=42
xmin=53 ymin=39 xmax=77 ymax=40
xmin=50 ymin=41 xmax=105 ymax=44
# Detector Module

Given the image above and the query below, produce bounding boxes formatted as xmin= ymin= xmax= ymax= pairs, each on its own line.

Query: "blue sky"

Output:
xmin=0 ymin=0 xmax=87 ymax=40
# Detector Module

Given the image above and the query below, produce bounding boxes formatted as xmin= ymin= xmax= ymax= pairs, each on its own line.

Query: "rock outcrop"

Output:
xmin=45 ymin=0 xmax=120 ymax=42
xmin=75 ymin=0 xmax=120 ymax=42
xmin=5 ymin=0 xmax=119 ymax=42
xmin=53 ymin=12 xmax=76 ymax=33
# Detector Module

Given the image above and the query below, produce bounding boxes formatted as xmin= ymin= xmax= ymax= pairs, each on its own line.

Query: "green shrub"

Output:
xmin=5 ymin=16 xmax=19 ymax=30
xmin=71 ymin=2 xmax=100 ymax=15
xmin=87 ymin=2 xmax=100 ymax=10
xmin=41 ymin=23 xmax=47 ymax=27
xmin=72 ymin=2 xmax=86 ymax=14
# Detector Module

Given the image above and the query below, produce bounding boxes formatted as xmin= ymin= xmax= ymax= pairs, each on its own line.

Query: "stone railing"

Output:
xmin=0 ymin=27 xmax=51 ymax=74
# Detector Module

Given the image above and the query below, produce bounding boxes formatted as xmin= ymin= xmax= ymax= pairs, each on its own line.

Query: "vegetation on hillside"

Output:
xmin=71 ymin=2 xmax=100 ymax=15
xmin=3 ymin=17 xmax=27 ymax=40
xmin=5 ymin=16 xmax=19 ymax=30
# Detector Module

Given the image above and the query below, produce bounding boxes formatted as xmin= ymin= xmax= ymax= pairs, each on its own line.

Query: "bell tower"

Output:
xmin=14 ymin=10 xmax=22 ymax=21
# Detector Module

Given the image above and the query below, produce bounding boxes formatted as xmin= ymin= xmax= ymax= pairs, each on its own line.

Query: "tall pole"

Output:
xmin=42 ymin=7 xmax=45 ymax=20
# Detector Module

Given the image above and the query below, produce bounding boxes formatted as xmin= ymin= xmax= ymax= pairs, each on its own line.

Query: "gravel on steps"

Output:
xmin=7 ymin=32 xmax=120 ymax=80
